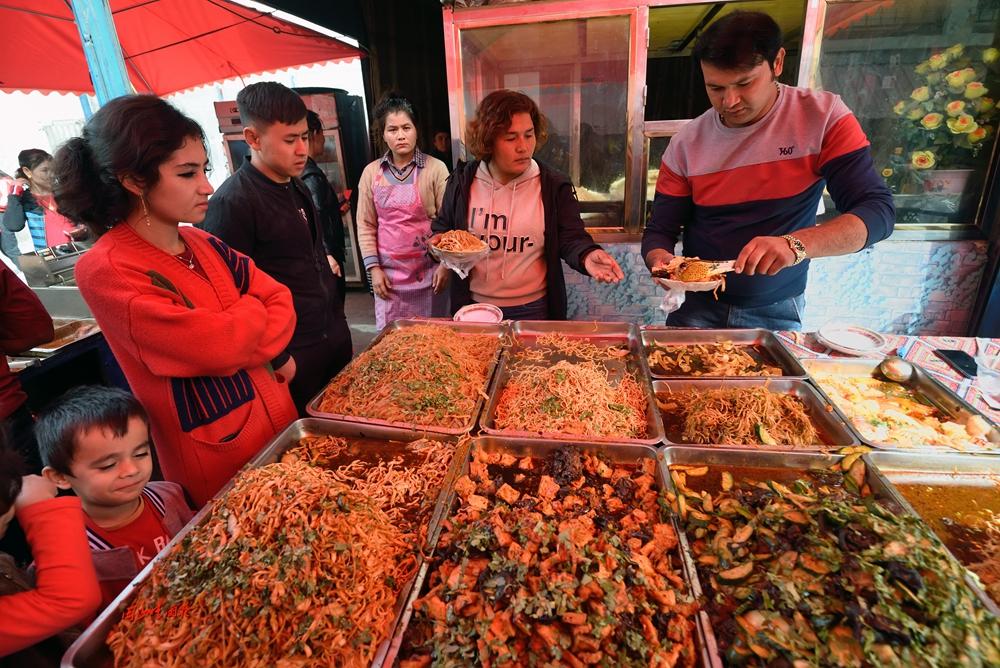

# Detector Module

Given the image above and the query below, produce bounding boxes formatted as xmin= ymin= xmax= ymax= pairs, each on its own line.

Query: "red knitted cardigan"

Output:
xmin=75 ymin=224 xmax=298 ymax=506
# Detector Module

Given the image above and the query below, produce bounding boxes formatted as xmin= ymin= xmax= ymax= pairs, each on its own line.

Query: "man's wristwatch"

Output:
xmin=781 ymin=234 xmax=808 ymax=266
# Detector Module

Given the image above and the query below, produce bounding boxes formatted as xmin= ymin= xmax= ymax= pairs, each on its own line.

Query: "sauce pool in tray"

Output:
xmin=894 ymin=477 xmax=1000 ymax=606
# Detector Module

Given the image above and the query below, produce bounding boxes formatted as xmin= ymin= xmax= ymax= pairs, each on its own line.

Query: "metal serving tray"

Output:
xmin=640 ymin=327 xmax=807 ymax=379
xmin=865 ymin=451 xmax=1000 ymax=614
xmin=306 ymin=318 xmax=508 ymax=435
xmin=5 ymin=356 xmax=37 ymax=372
xmin=480 ymin=321 xmax=666 ymax=445
xmin=659 ymin=446 xmax=999 ymax=653
xmin=62 ymin=419 xmax=469 ymax=668
xmin=653 ymin=378 xmax=858 ymax=450
xmin=385 ymin=437 xmax=720 ymax=668
xmin=26 ymin=318 xmax=100 ymax=356
xmin=802 ymin=357 xmax=1000 ymax=453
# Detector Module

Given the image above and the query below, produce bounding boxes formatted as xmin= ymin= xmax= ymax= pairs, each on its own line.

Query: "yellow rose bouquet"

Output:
xmin=889 ymin=43 xmax=998 ymax=184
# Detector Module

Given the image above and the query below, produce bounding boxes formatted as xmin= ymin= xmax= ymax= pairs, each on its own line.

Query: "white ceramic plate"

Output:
xmin=653 ymin=276 xmax=723 ymax=292
xmin=815 ymin=323 xmax=887 ymax=356
xmin=454 ymin=303 xmax=503 ymax=323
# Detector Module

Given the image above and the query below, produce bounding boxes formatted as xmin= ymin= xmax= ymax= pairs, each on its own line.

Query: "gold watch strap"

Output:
xmin=781 ymin=234 xmax=807 ymax=266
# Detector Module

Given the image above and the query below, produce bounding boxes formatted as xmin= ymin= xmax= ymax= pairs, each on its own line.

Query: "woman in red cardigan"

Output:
xmin=54 ymin=96 xmax=299 ymax=506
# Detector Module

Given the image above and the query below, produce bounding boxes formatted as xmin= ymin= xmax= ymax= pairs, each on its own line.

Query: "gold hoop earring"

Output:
xmin=140 ymin=194 xmax=151 ymax=227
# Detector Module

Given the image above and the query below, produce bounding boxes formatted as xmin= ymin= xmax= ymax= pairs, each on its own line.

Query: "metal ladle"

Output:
xmin=879 ymin=356 xmax=915 ymax=383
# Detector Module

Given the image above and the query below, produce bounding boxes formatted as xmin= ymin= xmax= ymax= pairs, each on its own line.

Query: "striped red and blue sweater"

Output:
xmin=642 ymin=84 xmax=895 ymax=307
xmin=84 ymin=481 xmax=194 ymax=608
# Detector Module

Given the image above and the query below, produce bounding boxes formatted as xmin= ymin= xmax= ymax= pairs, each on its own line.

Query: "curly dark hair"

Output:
xmin=465 ymin=90 xmax=548 ymax=162
xmin=53 ymin=95 xmax=205 ymax=238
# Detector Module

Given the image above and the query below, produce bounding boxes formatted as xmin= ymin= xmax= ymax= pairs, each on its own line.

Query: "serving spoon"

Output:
xmin=878 ymin=356 xmax=915 ymax=383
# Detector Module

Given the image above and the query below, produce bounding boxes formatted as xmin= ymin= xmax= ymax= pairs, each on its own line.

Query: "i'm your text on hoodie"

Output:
xmin=467 ymin=160 xmax=546 ymax=307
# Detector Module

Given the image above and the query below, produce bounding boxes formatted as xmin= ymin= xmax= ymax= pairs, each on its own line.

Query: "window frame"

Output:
xmin=443 ymin=0 xmax=996 ymax=240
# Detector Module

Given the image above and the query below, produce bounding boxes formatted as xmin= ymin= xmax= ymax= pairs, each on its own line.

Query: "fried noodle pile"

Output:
xmin=317 ymin=325 xmax=499 ymax=427
xmin=433 ymin=229 xmax=488 ymax=252
xmin=109 ymin=462 xmax=414 ymax=667
xmin=282 ymin=435 xmax=456 ymax=543
xmin=657 ymin=386 xmax=818 ymax=446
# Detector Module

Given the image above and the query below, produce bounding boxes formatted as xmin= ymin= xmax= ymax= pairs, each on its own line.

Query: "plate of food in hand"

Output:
xmin=429 ymin=229 xmax=488 ymax=259
xmin=651 ymin=255 xmax=735 ymax=294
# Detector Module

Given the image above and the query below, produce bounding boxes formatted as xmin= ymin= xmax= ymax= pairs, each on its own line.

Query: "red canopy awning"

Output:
xmin=0 ymin=0 xmax=363 ymax=96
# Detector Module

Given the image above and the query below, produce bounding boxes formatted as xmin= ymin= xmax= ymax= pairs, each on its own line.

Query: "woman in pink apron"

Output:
xmin=356 ymin=94 xmax=450 ymax=330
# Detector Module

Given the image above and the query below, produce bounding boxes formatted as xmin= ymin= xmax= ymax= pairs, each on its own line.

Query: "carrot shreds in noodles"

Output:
xmin=495 ymin=359 xmax=648 ymax=438
xmin=657 ymin=387 xmax=819 ymax=446
xmin=316 ymin=324 xmax=499 ymax=427
xmin=432 ymin=229 xmax=487 ymax=252
xmin=281 ymin=435 xmax=456 ymax=543
xmin=108 ymin=462 xmax=414 ymax=668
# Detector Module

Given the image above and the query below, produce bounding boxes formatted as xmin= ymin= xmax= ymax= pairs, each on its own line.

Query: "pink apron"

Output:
xmin=373 ymin=166 xmax=443 ymax=330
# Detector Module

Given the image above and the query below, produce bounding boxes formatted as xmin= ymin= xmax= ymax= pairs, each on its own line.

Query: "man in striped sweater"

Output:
xmin=642 ymin=11 xmax=895 ymax=330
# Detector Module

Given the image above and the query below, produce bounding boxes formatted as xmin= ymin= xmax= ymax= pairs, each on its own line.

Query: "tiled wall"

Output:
xmin=564 ymin=239 xmax=989 ymax=335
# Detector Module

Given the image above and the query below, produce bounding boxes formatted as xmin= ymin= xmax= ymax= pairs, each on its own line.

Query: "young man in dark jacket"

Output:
xmin=301 ymin=110 xmax=347 ymax=293
xmin=202 ymin=82 xmax=351 ymax=414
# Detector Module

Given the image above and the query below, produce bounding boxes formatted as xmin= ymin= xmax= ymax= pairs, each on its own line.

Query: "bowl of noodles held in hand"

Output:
xmin=430 ymin=230 xmax=490 ymax=278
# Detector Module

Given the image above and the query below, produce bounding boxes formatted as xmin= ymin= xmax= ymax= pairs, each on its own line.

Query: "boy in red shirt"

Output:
xmin=37 ymin=386 xmax=195 ymax=608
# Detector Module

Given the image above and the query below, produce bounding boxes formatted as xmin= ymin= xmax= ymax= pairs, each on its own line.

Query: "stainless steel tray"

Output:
xmin=802 ymin=357 xmax=1000 ymax=453
xmin=653 ymin=378 xmax=857 ymax=450
xmin=305 ymin=318 xmax=508 ymax=435
xmin=26 ymin=318 xmax=100 ymax=356
xmin=386 ymin=437 xmax=720 ymax=668
xmin=660 ymin=446 xmax=999 ymax=656
xmin=480 ymin=321 xmax=666 ymax=445
xmin=62 ymin=419 xmax=469 ymax=668
xmin=865 ymin=451 xmax=1000 ymax=614
xmin=5 ymin=356 xmax=37 ymax=372
xmin=640 ymin=327 xmax=807 ymax=378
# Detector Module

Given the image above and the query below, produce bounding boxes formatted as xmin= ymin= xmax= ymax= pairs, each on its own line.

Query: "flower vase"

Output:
xmin=922 ymin=168 xmax=974 ymax=194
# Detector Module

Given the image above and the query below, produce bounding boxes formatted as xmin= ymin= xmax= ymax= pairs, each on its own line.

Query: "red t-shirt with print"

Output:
xmin=85 ymin=498 xmax=171 ymax=606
